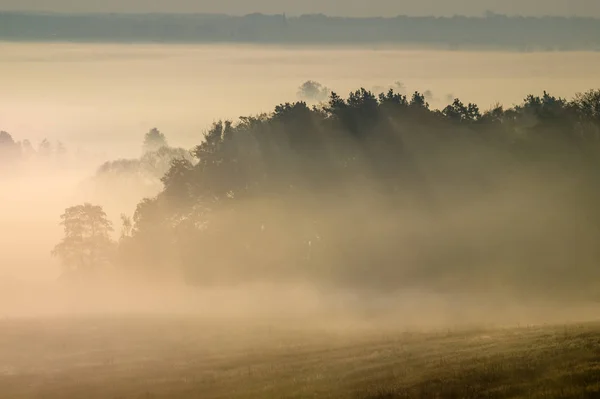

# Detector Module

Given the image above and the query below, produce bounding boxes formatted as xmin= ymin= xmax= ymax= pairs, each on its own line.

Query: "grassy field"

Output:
xmin=0 ymin=317 xmax=599 ymax=398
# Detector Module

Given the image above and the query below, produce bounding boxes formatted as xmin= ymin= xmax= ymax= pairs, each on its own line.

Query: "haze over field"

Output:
xmin=3 ymin=43 xmax=600 ymax=154
xmin=1 ymin=6 xmax=600 ymax=329
xmin=0 ymin=46 xmax=598 ymax=286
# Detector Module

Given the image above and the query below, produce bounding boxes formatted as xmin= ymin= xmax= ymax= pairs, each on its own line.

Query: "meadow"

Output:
xmin=1 ymin=317 xmax=599 ymax=398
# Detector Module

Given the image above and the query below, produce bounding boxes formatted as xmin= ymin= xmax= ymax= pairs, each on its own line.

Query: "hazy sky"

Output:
xmin=1 ymin=0 xmax=599 ymax=17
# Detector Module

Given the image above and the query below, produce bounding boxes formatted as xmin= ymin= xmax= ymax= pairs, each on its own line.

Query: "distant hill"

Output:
xmin=1 ymin=12 xmax=600 ymax=50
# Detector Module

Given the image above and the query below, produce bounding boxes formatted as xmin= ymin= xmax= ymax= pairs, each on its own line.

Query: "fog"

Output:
xmin=2 ymin=43 xmax=600 ymax=330
xmin=3 ymin=43 xmax=600 ymax=154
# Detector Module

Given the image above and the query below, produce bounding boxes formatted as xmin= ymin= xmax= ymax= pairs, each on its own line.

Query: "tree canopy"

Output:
xmin=50 ymin=87 xmax=600 ymax=299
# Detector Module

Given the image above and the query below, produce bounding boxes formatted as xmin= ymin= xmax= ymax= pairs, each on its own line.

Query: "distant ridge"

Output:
xmin=1 ymin=12 xmax=600 ymax=50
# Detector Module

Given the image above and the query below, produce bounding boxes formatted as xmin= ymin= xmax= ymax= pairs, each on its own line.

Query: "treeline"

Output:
xmin=2 ymin=12 xmax=600 ymax=50
xmin=0 ymin=127 xmax=189 ymax=177
xmin=54 ymin=88 xmax=600 ymax=298
xmin=81 ymin=128 xmax=195 ymax=212
xmin=0 ymin=131 xmax=69 ymax=173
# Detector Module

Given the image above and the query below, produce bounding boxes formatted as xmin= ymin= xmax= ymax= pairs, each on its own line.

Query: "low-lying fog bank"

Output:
xmin=2 ymin=276 xmax=599 ymax=331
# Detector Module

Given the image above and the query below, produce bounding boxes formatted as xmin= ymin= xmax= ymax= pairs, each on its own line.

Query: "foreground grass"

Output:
xmin=0 ymin=317 xmax=599 ymax=398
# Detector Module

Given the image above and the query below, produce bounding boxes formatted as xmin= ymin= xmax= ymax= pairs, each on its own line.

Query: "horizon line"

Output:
xmin=1 ymin=10 xmax=598 ymax=20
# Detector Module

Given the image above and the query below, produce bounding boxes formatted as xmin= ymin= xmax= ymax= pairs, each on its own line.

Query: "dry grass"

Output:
xmin=0 ymin=317 xmax=599 ymax=398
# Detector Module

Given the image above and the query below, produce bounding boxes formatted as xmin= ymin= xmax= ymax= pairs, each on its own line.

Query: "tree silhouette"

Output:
xmin=0 ymin=131 xmax=20 ymax=166
xmin=120 ymin=214 xmax=133 ymax=240
xmin=297 ymin=80 xmax=331 ymax=103
xmin=0 ymin=130 xmax=14 ymax=146
xmin=572 ymin=89 xmax=600 ymax=121
xmin=442 ymin=98 xmax=481 ymax=122
xmin=143 ymin=128 xmax=168 ymax=154
xmin=52 ymin=203 xmax=114 ymax=275
xmin=410 ymin=91 xmax=429 ymax=109
xmin=38 ymin=139 xmax=53 ymax=157
xmin=20 ymin=139 xmax=35 ymax=159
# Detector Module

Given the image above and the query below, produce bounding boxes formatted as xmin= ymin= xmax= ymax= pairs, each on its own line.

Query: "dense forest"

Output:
xmin=16 ymin=86 xmax=596 ymax=300
xmin=2 ymin=12 xmax=600 ymax=50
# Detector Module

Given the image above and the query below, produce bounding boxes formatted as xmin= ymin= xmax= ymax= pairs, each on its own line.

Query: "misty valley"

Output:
xmin=1 ymin=40 xmax=600 ymax=398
